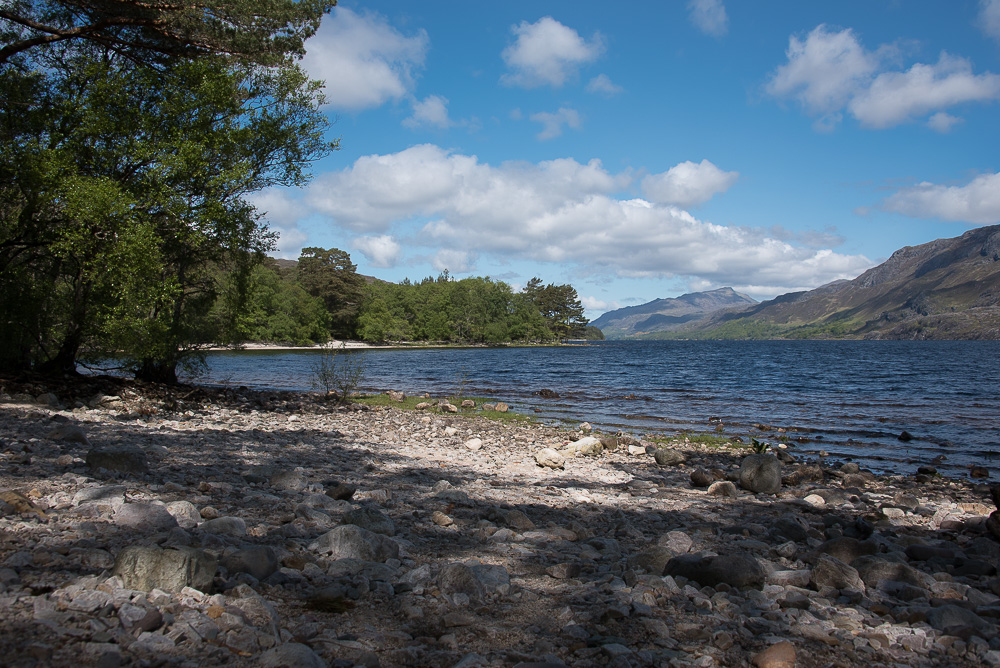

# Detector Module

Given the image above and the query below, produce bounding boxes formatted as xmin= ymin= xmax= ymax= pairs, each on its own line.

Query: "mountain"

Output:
xmin=590 ymin=287 xmax=757 ymax=338
xmin=654 ymin=224 xmax=1000 ymax=340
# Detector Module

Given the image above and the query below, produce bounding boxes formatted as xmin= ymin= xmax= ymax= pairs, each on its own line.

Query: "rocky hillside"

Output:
xmin=590 ymin=288 xmax=757 ymax=338
xmin=650 ymin=224 xmax=1000 ymax=340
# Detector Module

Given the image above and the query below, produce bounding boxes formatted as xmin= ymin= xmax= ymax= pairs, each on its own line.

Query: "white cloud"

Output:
xmin=433 ymin=249 xmax=475 ymax=274
xmin=766 ymin=25 xmax=882 ymax=128
xmin=353 ymin=235 xmax=402 ymax=267
xmin=641 ymin=159 xmax=739 ymax=208
xmin=586 ymin=74 xmax=624 ymax=96
xmin=882 ymin=172 xmax=1000 ymax=224
xmin=926 ymin=111 xmax=964 ymax=133
xmin=529 ymin=107 xmax=582 ymax=140
xmin=766 ymin=25 xmax=1000 ymax=130
xmin=687 ymin=0 xmax=729 ymax=37
xmin=403 ymin=95 xmax=452 ymax=129
xmin=848 ymin=53 xmax=1000 ymax=128
xmin=581 ymin=295 xmax=620 ymax=314
xmin=268 ymin=146 xmax=873 ymax=293
xmin=302 ymin=7 xmax=428 ymax=111
xmin=980 ymin=0 xmax=1000 ymax=42
xmin=501 ymin=17 xmax=604 ymax=88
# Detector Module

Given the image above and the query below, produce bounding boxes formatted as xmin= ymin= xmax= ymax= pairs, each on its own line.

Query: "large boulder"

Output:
xmin=534 ymin=448 xmax=565 ymax=469
xmin=113 ymin=545 xmax=217 ymax=593
xmin=653 ymin=448 xmax=686 ymax=467
xmin=739 ymin=454 xmax=781 ymax=494
xmin=309 ymin=525 xmax=399 ymax=562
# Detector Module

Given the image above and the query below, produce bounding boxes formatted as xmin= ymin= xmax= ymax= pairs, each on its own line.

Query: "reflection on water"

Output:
xmin=191 ymin=340 xmax=1000 ymax=478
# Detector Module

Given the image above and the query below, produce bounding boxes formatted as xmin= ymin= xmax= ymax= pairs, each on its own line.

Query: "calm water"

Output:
xmin=191 ymin=341 xmax=1000 ymax=478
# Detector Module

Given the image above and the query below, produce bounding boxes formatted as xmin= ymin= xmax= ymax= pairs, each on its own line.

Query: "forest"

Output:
xmin=232 ymin=249 xmax=601 ymax=346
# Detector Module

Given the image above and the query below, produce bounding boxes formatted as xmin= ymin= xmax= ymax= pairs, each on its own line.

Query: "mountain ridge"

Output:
xmin=620 ymin=224 xmax=1000 ymax=340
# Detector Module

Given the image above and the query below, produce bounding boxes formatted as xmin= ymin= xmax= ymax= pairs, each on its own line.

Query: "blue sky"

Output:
xmin=252 ymin=0 xmax=1000 ymax=318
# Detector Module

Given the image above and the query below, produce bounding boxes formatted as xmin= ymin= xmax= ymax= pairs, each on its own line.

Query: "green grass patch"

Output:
xmin=353 ymin=393 xmax=535 ymax=425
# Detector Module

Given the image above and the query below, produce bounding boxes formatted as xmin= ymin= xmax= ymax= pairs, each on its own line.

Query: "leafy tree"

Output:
xmin=523 ymin=278 xmax=590 ymax=340
xmin=0 ymin=38 xmax=333 ymax=378
xmin=0 ymin=0 xmax=334 ymax=67
xmin=297 ymin=247 xmax=366 ymax=338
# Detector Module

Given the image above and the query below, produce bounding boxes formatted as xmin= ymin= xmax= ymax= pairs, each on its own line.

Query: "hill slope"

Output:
xmin=590 ymin=287 xmax=756 ymax=338
xmin=661 ymin=224 xmax=1000 ymax=340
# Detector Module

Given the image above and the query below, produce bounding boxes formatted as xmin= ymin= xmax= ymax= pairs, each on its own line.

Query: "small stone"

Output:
xmin=257 ymin=643 xmax=326 ymax=668
xmin=545 ymin=563 xmax=581 ymax=579
xmin=752 ymin=641 xmax=796 ymax=668
xmin=309 ymin=524 xmax=399 ymax=562
xmin=341 ymin=506 xmax=394 ymax=535
xmin=707 ymin=480 xmax=738 ymax=498
xmin=113 ymin=545 xmax=217 ymax=593
xmin=114 ymin=503 xmax=179 ymax=531
xmin=494 ymin=402 xmax=509 ymax=413
xmin=222 ymin=546 xmax=279 ymax=581
xmin=46 ymin=424 xmax=90 ymax=446
xmin=431 ymin=511 xmax=454 ymax=526
xmin=690 ymin=469 xmax=714 ymax=487
xmin=199 ymin=516 xmax=247 ymax=537
xmin=653 ymin=448 xmax=686 ymax=466
xmin=325 ymin=483 xmax=356 ymax=501
xmin=803 ymin=493 xmax=826 ymax=507
xmin=464 ymin=438 xmax=483 ymax=451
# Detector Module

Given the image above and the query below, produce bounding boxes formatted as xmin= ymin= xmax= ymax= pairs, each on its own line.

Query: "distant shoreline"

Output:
xmin=207 ymin=340 xmax=583 ymax=352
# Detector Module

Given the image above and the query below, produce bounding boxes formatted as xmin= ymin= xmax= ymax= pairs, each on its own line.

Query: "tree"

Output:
xmin=297 ymin=247 xmax=366 ymax=338
xmin=0 ymin=0 xmax=335 ymax=67
xmin=0 ymin=40 xmax=334 ymax=378
xmin=523 ymin=278 xmax=590 ymax=340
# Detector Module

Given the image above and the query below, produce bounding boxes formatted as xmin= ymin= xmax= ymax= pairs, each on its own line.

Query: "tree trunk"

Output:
xmin=136 ymin=359 xmax=178 ymax=384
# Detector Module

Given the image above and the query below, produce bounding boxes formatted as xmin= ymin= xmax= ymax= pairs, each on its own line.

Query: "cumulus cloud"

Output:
xmin=501 ymin=17 xmax=604 ymax=88
xmin=980 ymin=0 xmax=1000 ymax=42
xmin=433 ymin=249 xmax=475 ymax=274
xmin=848 ymin=53 xmax=1000 ymax=128
xmin=530 ymin=107 xmax=583 ymax=140
xmin=881 ymin=172 xmax=1000 ymax=225
xmin=353 ymin=235 xmax=402 ymax=267
xmin=581 ymin=296 xmax=620 ymax=315
xmin=586 ymin=74 xmax=624 ymax=96
xmin=766 ymin=24 xmax=1000 ymax=130
xmin=926 ymin=111 xmax=963 ymax=133
xmin=273 ymin=145 xmax=871 ymax=293
xmin=687 ymin=0 xmax=729 ymax=37
xmin=403 ymin=95 xmax=452 ymax=129
xmin=641 ymin=160 xmax=739 ymax=208
xmin=302 ymin=7 xmax=428 ymax=111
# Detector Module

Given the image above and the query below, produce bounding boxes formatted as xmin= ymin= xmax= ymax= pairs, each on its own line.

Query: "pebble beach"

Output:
xmin=1 ymin=376 xmax=999 ymax=667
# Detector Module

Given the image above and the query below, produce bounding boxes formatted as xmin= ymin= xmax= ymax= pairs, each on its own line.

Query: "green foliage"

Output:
xmin=523 ymin=277 xmax=589 ymax=340
xmin=297 ymin=248 xmax=366 ymax=338
xmin=0 ymin=19 xmax=335 ymax=377
xmin=750 ymin=438 xmax=770 ymax=454
xmin=0 ymin=0 xmax=335 ymax=67
xmin=312 ymin=342 xmax=367 ymax=403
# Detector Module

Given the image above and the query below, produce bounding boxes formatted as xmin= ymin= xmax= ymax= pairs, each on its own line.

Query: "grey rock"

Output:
xmin=118 ymin=602 xmax=163 ymax=634
xmin=628 ymin=546 xmax=675 ymax=574
xmin=570 ymin=436 xmax=603 ymax=456
xmin=851 ymin=555 xmax=934 ymax=590
xmin=707 ymin=480 xmax=738 ymax=497
xmin=810 ymin=555 xmax=865 ymax=591
xmin=498 ymin=508 xmax=535 ymax=531
xmin=341 ymin=506 xmax=395 ymax=535
xmin=229 ymin=583 xmax=280 ymax=637
xmin=653 ymin=448 xmax=686 ymax=466
xmin=534 ymin=448 xmax=565 ymax=469
xmin=165 ymin=500 xmax=202 ymax=529
xmin=438 ymin=562 xmax=484 ymax=604
xmin=113 ymin=503 xmax=179 ymax=531
xmin=46 ymin=424 xmax=90 ymax=446
xmin=309 ymin=524 xmax=399 ymax=562
xmin=223 ymin=546 xmax=279 ymax=581
xmin=270 ymin=470 xmax=306 ymax=491
xmin=113 ymin=545 xmax=217 ymax=593
xmin=927 ymin=604 xmax=994 ymax=636
xmin=658 ymin=530 xmax=693 ymax=554
xmin=257 ymin=643 xmax=327 ymax=668
xmin=86 ymin=447 xmax=149 ymax=474
xmin=72 ymin=485 xmax=126 ymax=508
xmin=690 ymin=468 xmax=714 ymax=487
xmin=325 ymin=483 xmax=356 ymax=501
xmin=199 ymin=516 xmax=247 ymax=537
xmin=468 ymin=562 xmax=510 ymax=594
xmin=739 ymin=453 xmax=781 ymax=494
xmin=664 ymin=553 xmax=765 ymax=589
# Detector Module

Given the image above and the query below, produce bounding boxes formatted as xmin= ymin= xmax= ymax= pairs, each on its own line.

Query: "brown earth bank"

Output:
xmin=1 ymin=375 xmax=999 ymax=668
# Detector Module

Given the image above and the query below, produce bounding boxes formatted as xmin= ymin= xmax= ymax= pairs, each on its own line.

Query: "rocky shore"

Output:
xmin=1 ymin=377 xmax=999 ymax=667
